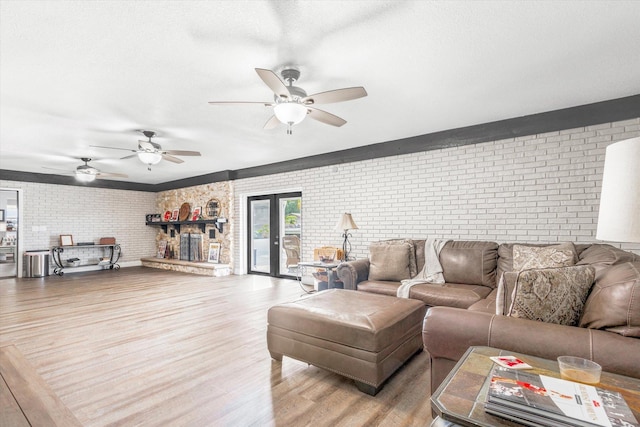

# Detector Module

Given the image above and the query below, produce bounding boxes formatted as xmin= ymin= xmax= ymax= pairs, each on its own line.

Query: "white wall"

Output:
xmin=232 ymin=118 xmax=640 ymax=273
xmin=0 ymin=180 xmax=157 ymax=275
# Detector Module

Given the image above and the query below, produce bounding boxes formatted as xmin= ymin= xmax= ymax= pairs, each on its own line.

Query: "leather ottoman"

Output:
xmin=267 ymin=289 xmax=426 ymax=395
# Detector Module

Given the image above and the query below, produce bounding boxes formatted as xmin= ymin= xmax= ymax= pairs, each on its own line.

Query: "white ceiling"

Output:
xmin=1 ymin=1 xmax=639 ymax=185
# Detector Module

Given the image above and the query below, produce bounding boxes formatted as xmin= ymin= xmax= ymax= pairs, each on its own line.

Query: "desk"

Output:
xmin=297 ymin=261 xmax=341 ymax=293
xmin=431 ymin=346 xmax=640 ymax=427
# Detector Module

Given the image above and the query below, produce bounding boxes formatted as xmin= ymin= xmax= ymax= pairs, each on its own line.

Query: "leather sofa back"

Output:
xmin=577 ymin=244 xmax=639 ymax=276
xmin=439 ymin=241 xmax=498 ymax=288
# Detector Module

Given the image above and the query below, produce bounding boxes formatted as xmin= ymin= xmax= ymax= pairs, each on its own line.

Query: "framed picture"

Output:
xmin=208 ymin=242 xmax=220 ymax=263
xmin=60 ymin=235 xmax=73 ymax=246
xmin=157 ymin=240 xmax=167 ymax=258
xmin=192 ymin=206 xmax=202 ymax=221
xmin=170 ymin=209 xmax=179 ymax=221
xmin=205 ymin=198 xmax=221 ymax=218
xmin=0 ymin=209 xmax=4 ymax=221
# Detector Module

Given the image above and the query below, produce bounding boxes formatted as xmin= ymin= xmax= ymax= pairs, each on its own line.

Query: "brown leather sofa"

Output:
xmin=337 ymin=240 xmax=640 ymax=393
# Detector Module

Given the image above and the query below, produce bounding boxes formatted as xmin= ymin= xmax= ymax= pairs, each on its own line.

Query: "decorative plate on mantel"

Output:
xmin=163 ymin=210 xmax=172 ymax=222
xmin=178 ymin=203 xmax=191 ymax=221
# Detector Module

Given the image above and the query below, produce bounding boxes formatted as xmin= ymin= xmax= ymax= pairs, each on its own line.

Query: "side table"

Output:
xmin=296 ymin=261 xmax=341 ymax=293
xmin=431 ymin=346 xmax=640 ymax=427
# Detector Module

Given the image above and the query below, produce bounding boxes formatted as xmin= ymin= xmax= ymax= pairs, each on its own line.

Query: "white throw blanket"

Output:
xmin=397 ymin=238 xmax=450 ymax=298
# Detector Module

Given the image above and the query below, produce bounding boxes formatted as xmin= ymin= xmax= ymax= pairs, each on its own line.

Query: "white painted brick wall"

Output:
xmin=0 ymin=180 xmax=157 ymax=274
xmin=232 ymin=119 xmax=640 ymax=273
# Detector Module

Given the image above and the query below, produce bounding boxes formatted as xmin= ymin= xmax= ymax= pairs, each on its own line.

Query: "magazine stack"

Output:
xmin=485 ymin=366 xmax=639 ymax=427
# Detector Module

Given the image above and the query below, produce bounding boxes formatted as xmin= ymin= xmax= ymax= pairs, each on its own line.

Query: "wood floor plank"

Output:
xmin=0 ymin=267 xmax=434 ymax=426
xmin=0 ymin=344 xmax=82 ymax=426
xmin=0 ymin=372 xmax=30 ymax=427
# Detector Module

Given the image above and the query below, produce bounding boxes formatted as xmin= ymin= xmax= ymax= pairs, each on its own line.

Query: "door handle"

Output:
xmin=274 ymin=241 xmax=279 ymax=245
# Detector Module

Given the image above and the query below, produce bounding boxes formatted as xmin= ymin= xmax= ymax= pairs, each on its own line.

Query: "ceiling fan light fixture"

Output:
xmin=274 ymin=102 xmax=307 ymax=125
xmin=75 ymin=171 xmax=96 ymax=182
xmin=137 ymin=151 xmax=162 ymax=165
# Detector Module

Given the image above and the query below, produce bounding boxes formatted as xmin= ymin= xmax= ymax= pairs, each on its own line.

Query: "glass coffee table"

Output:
xmin=296 ymin=261 xmax=341 ymax=293
xmin=431 ymin=346 xmax=640 ymax=427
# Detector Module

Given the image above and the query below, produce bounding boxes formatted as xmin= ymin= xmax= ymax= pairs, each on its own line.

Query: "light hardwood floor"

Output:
xmin=0 ymin=267 xmax=433 ymax=426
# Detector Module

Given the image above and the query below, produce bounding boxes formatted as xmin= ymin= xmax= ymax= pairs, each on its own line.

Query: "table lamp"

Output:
xmin=335 ymin=213 xmax=358 ymax=261
xmin=596 ymin=137 xmax=640 ymax=243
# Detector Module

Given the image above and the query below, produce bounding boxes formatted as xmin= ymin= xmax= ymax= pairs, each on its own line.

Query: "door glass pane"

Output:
xmin=279 ymin=196 xmax=301 ymax=276
xmin=0 ymin=190 xmax=18 ymax=278
xmin=250 ymin=199 xmax=270 ymax=273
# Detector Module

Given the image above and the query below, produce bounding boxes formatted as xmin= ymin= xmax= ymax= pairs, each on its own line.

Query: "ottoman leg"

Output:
xmin=269 ymin=350 xmax=283 ymax=361
xmin=354 ymin=380 xmax=382 ymax=396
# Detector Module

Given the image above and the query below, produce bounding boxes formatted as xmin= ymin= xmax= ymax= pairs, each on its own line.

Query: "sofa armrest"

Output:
xmin=336 ymin=259 xmax=370 ymax=290
xmin=422 ymin=306 xmax=640 ymax=393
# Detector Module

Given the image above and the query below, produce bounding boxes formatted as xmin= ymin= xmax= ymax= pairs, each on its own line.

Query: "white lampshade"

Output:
xmin=335 ymin=213 xmax=359 ymax=231
xmin=138 ymin=151 xmax=162 ymax=165
xmin=274 ymin=102 xmax=307 ymax=125
xmin=75 ymin=171 xmax=96 ymax=182
xmin=596 ymin=137 xmax=640 ymax=243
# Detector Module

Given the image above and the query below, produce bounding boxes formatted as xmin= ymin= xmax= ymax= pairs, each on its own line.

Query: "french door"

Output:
xmin=247 ymin=192 xmax=301 ymax=277
xmin=0 ymin=189 xmax=19 ymax=278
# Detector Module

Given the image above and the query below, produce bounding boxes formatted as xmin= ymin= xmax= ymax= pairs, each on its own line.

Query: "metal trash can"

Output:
xmin=23 ymin=250 xmax=50 ymax=278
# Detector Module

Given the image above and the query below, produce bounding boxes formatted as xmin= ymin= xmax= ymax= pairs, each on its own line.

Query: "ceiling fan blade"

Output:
xmin=90 ymin=145 xmax=137 ymax=153
xmin=307 ymin=107 xmax=347 ymax=127
xmin=96 ymin=172 xmax=128 ymax=179
xmin=255 ymin=68 xmax=291 ymax=100
xmin=263 ymin=115 xmax=280 ymax=130
xmin=302 ymin=87 xmax=368 ymax=105
xmin=208 ymin=101 xmax=274 ymax=107
xmin=163 ymin=150 xmax=201 ymax=157
xmin=161 ymin=153 xmax=184 ymax=164
xmin=120 ymin=154 xmax=138 ymax=160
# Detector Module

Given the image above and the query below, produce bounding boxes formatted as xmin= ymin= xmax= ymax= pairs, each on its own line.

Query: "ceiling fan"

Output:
xmin=43 ymin=158 xmax=128 ymax=183
xmin=92 ymin=130 xmax=201 ymax=170
xmin=209 ymin=67 xmax=367 ymax=134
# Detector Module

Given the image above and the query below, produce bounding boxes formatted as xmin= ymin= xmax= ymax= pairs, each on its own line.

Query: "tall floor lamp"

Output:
xmin=335 ymin=213 xmax=358 ymax=261
xmin=596 ymin=137 xmax=640 ymax=243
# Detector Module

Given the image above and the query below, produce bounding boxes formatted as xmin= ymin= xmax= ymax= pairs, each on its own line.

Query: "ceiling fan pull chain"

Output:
xmin=287 ymin=123 xmax=293 ymax=135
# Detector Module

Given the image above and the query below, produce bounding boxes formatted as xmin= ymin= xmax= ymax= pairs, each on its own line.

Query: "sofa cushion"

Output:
xmin=356 ymin=280 xmax=400 ymax=296
xmin=497 ymin=242 xmax=582 ymax=286
xmin=409 ymin=282 xmax=493 ymax=309
xmin=579 ymin=262 xmax=640 ymax=337
xmin=512 ymin=243 xmax=577 ymax=271
xmin=368 ymin=242 xmax=412 ymax=281
xmin=439 ymin=241 xmax=498 ymax=288
xmin=468 ymin=288 xmax=498 ymax=313
xmin=508 ymin=265 xmax=595 ymax=326
xmin=577 ymin=244 xmax=639 ymax=278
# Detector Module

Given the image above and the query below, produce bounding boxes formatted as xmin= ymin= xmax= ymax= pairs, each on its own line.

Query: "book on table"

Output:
xmin=485 ymin=365 xmax=639 ymax=427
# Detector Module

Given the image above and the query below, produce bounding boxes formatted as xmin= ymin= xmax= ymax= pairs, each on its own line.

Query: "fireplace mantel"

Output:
xmin=141 ymin=257 xmax=231 ymax=277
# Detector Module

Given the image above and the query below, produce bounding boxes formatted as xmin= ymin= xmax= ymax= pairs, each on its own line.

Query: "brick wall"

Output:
xmin=232 ymin=118 xmax=640 ymax=273
xmin=0 ymin=180 xmax=156 ymax=274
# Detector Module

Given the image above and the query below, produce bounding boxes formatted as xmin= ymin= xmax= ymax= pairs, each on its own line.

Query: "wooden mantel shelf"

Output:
xmin=141 ymin=257 xmax=231 ymax=277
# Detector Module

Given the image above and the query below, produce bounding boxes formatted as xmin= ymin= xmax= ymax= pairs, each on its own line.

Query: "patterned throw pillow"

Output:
xmin=508 ymin=265 xmax=595 ymax=326
xmin=512 ymin=243 xmax=576 ymax=271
